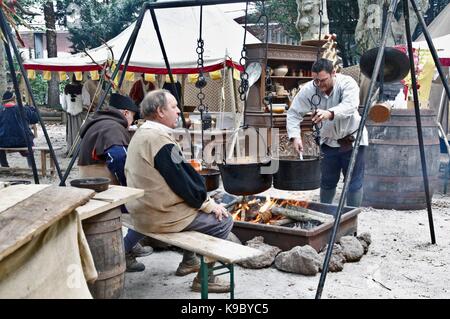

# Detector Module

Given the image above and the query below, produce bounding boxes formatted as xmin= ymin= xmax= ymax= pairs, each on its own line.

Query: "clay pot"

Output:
xmin=273 ymin=65 xmax=288 ymax=76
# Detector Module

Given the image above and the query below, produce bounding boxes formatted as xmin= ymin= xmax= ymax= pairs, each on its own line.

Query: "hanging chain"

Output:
xmin=308 ymin=83 xmax=323 ymax=146
xmin=195 ymin=6 xmax=211 ymax=131
xmin=238 ymin=1 xmax=249 ymax=102
xmin=259 ymin=1 xmax=273 ymax=118
xmin=316 ymin=0 xmax=324 ymax=60
xmin=309 ymin=0 xmax=325 ymax=146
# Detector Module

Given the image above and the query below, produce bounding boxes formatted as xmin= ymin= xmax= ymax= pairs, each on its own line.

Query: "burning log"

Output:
xmin=271 ymin=206 xmax=334 ymax=224
xmin=270 ymin=217 xmax=295 ymax=226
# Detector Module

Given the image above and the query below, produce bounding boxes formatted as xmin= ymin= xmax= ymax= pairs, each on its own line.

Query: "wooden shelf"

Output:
xmin=245 ymin=44 xmax=317 ymax=127
xmin=270 ymin=95 xmax=290 ymax=99
xmin=271 ymin=76 xmax=312 ymax=79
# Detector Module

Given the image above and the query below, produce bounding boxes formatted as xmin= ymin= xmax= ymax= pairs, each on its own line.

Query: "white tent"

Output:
xmin=416 ymin=3 xmax=450 ymax=41
xmin=414 ymin=34 xmax=450 ymax=67
xmin=23 ymin=6 xmax=260 ymax=73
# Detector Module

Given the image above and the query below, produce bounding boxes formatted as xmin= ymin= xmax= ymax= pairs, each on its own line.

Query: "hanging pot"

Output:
xmin=273 ymin=155 xmax=321 ymax=191
xmin=218 ymin=157 xmax=273 ymax=196
xmin=198 ymin=168 xmax=221 ymax=192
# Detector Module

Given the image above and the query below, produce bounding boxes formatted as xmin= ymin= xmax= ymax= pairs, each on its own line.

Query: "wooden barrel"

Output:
xmin=82 ymin=207 xmax=126 ymax=299
xmin=362 ymin=109 xmax=440 ymax=210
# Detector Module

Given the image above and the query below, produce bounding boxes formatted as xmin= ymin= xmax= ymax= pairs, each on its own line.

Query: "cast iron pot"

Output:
xmin=198 ymin=168 xmax=221 ymax=192
xmin=273 ymin=155 xmax=321 ymax=191
xmin=218 ymin=158 xmax=273 ymax=196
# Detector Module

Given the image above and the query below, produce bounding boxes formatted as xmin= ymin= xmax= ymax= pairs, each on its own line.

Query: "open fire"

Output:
xmin=219 ymin=192 xmax=361 ymax=251
xmin=230 ymin=195 xmax=310 ymax=225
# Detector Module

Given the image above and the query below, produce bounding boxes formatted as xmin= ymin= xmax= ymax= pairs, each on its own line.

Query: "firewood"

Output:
xmin=271 ymin=206 xmax=334 ymax=224
xmin=270 ymin=217 xmax=295 ymax=226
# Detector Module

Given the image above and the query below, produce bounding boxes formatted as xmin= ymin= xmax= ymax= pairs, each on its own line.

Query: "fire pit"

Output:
xmin=225 ymin=194 xmax=361 ymax=252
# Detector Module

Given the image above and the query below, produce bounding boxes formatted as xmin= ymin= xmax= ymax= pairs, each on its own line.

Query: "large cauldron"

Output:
xmin=273 ymin=155 xmax=321 ymax=191
xmin=198 ymin=169 xmax=220 ymax=192
xmin=218 ymin=158 xmax=273 ymax=195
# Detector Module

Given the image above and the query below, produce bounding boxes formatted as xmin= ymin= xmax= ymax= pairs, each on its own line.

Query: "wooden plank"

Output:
xmin=0 ymin=184 xmax=51 ymax=214
xmin=76 ymin=199 xmax=115 ymax=221
xmin=122 ymin=215 xmax=262 ymax=264
xmin=0 ymin=186 xmax=95 ymax=262
xmin=76 ymin=186 xmax=144 ymax=220
xmin=92 ymin=185 xmax=144 ymax=203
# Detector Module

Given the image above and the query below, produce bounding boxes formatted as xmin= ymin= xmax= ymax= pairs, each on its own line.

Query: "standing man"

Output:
xmin=286 ymin=59 xmax=367 ymax=207
xmin=125 ymin=89 xmax=232 ymax=293
xmin=78 ymin=93 xmax=153 ymax=272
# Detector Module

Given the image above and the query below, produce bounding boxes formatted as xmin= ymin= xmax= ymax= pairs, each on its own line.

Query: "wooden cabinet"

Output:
xmin=244 ymin=43 xmax=319 ymax=130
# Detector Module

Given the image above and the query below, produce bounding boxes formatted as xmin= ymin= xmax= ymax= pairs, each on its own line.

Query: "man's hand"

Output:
xmin=291 ymin=137 xmax=304 ymax=154
xmin=211 ymin=203 xmax=229 ymax=221
xmin=312 ymin=109 xmax=333 ymax=124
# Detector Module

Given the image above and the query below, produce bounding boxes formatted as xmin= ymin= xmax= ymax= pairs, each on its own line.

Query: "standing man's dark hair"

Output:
xmin=312 ymin=58 xmax=334 ymax=74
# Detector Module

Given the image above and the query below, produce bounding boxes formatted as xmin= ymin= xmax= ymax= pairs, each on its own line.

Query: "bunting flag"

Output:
xmin=165 ymin=74 xmax=178 ymax=83
xmin=144 ymin=73 xmax=156 ymax=83
xmin=233 ymin=68 xmax=240 ymax=81
xmin=90 ymin=70 xmax=100 ymax=80
xmin=188 ymin=73 xmax=198 ymax=84
xmin=59 ymin=71 xmax=67 ymax=81
xmin=43 ymin=71 xmax=51 ymax=81
xmin=209 ymin=70 xmax=222 ymax=80
xmin=125 ymin=71 xmax=135 ymax=82
xmin=74 ymin=72 xmax=83 ymax=81
xmin=27 ymin=70 xmax=36 ymax=80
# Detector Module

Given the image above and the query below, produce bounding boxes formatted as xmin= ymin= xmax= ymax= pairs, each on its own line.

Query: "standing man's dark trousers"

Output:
xmin=319 ymin=144 xmax=366 ymax=207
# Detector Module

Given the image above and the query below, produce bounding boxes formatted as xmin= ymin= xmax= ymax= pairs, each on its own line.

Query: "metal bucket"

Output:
xmin=273 ymin=155 xmax=321 ymax=191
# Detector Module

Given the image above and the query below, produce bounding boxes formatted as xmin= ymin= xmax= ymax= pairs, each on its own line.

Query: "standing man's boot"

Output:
xmin=346 ymin=187 xmax=363 ymax=207
xmin=320 ymin=187 xmax=336 ymax=204
xmin=0 ymin=150 xmax=9 ymax=167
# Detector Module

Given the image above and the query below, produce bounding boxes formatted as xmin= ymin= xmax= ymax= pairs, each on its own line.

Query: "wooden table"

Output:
xmin=75 ymin=185 xmax=144 ymax=220
xmin=0 ymin=184 xmax=144 ymax=298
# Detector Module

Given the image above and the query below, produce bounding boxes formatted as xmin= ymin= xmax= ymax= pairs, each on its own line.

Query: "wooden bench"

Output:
xmin=121 ymin=214 xmax=262 ymax=299
xmin=0 ymin=146 xmax=62 ymax=177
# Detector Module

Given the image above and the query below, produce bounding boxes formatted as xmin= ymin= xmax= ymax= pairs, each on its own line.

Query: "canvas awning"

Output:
xmin=23 ymin=6 xmax=260 ymax=74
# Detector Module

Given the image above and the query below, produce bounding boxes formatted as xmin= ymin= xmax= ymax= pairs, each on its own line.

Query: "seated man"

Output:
xmin=77 ymin=93 xmax=153 ymax=272
xmin=0 ymin=90 xmax=39 ymax=167
xmin=125 ymin=89 xmax=233 ymax=293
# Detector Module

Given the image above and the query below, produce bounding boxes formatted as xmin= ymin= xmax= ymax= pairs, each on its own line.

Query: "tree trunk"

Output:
xmin=355 ymin=0 xmax=430 ymax=53
xmin=295 ymin=0 xmax=329 ymax=41
xmin=44 ymin=1 xmax=60 ymax=108
xmin=0 ymin=42 xmax=7 ymax=95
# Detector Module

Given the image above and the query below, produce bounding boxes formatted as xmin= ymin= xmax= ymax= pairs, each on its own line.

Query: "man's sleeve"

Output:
xmin=286 ymin=91 xmax=309 ymax=140
xmin=25 ymin=106 xmax=39 ymax=124
xmin=154 ymin=143 xmax=207 ymax=209
xmin=105 ymin=145 xmax=128 ymax=186
xmin=328 ymin=78 xmax=360 ymax=119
